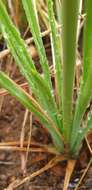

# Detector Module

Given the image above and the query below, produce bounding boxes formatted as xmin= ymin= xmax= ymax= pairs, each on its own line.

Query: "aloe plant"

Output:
xmin=0 ymin=0 xmax=92 ymax=160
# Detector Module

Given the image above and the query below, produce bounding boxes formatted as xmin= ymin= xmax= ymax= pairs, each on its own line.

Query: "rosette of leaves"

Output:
xmin=0 ymin=1 xmax=92 ymax=188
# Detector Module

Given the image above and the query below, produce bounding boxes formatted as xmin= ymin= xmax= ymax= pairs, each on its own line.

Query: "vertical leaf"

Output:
xmin=81 ymin=0 xmax=91 ymax=84
xmin=47 ymin=0 xmax=62 ymax=109
xmin=62 ymin=0 xmax=79 ymax=143
xmin=70 ymin=0 xmax=92 ymax=151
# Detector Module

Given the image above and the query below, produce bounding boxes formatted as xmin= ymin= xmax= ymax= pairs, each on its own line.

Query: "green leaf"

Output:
xmin=70 ymin=0 xmax=92 ymax=151
xmin=47 ymin=0 xmax=62 ymax=110
xmin=0 ymin=71 xmax=63 ymax=152
xmin=22 ymin=0 xmax=52 ymax=90
xmin=61 ymin=0 xmax=80 ymax=143
xmin=81 ymin=1 xmax=92 ymax=84
xmin=0 ymin=0 xmax=36 ymax=78
xmin=71 ymin=113 xmax=92 ymax=156
xmin=28 ymin=70 xmax=63 ymax=131
xmin=70 ymin=72 xmax=92 ymax=151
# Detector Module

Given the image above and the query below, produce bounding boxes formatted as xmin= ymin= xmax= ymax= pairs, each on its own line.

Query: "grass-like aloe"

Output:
xmin=62 ymin=0 xmax=80 ymax=146
xmin=0 ymin=0 xmax=92 ymax=188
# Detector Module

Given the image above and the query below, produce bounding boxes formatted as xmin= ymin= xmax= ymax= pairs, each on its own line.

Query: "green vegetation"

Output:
xmin=0 ymin=0 xmax=92 ymax=159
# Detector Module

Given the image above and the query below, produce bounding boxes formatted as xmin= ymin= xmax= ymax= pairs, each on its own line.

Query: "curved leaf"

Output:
xmin=0 ymin=71 xmax=63 ymax=151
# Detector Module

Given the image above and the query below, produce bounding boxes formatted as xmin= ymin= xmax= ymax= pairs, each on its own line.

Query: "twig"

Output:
xmin=85 ymin=136 xmax=92 ymax=154
xmin=74 ymin=158 xmax=92 ymax=190
xmin=0 ymin=140 xmax=55 ymax=148
xmin=20 ymin=109 xmax=29 ymax=174
xmin=74 ymin=136 xmax=92 ymax=190
xmin=0 ymin=145 xmax=58 ymax=154
xmin=63 ymin=160 xmax=76 ymax=190
xmin=0 ymin=25 xmax=61 ymax=60
xmin=25 ymin=110 xmax=32 ymax=164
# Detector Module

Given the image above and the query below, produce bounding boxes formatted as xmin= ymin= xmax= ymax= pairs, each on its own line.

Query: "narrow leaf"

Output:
xmin=81 ymin=0 xmax=92 ymax=84
xmin=70 ymin=73 xmax=92 ymax=150
xmin=62 ymin=0 xmax=79 ymax=143
xmin=47 ymin=0 xmax=62 ymax=109
xmin=71 ymin=113 xmax=92 ymax=156
xmin=70 ymin=0 xmax=92 ymax=150
xmin=22 ymin=0 xmax=52 ymax=90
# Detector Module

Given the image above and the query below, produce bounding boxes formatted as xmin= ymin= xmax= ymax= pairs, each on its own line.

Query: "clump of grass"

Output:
xmin=0 ymin=0 xmax=92 ymax=188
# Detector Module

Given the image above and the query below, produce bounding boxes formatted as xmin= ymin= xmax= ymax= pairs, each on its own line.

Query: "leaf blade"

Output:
xmin=62 ymin=0 xmax=80 ymax=143
xmin=22 ymin=0 xmax=52 ymax=90
xmin=47 ymin=0 xmax=62 ymax=109
xmin=70 ymin=0 xmax=92 ymax=150
xmin=0 ymin=71 xmax=63 ymax=151
xmin=70 ymin=113 xmax=92 ymax=156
